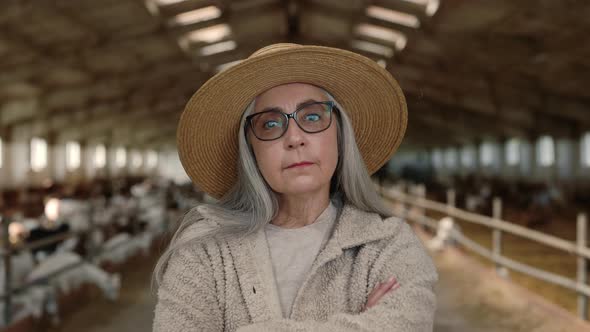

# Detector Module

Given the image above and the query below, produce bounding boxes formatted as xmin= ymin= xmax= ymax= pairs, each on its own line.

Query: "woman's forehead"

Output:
xmin=254 ymin=83 xmax=329 ymax=109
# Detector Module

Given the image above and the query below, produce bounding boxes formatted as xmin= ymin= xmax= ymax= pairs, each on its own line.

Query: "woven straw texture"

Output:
xmin=177 ymin=44 xmax=407 ymax=199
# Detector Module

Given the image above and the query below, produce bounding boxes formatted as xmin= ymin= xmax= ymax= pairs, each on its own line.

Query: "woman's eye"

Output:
xmin=263 ymin=121 xmax=280 ymax=129
xmin=304 ymin=114 xmax=321 ymax=122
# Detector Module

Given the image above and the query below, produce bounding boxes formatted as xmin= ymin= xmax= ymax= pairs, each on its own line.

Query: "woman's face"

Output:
xmin=248 ymin=83 xmax=338 ymax=196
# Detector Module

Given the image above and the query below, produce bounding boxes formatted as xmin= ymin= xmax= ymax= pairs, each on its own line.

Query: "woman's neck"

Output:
xmin=272 ymin=192 xmax=330 ymax=229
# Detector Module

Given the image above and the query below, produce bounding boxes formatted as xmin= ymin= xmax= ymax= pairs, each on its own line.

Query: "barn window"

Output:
xmin=432 ymin=149 xmax=443 ymax=169
xmin=115 ymin=147 xmax=127 ymax=168
xmin=131 ymin=150 xmax=143 ymax=169
xmin=445 ymin=148 xmax=457 ymax=168
xmin=581 ymin=132 xmax=590 ymax=167
xmin=65 ymin=141 xmax=81 ymax=171
xmin=537 ymin=135 xmax=555 ymax=167
xmin=95 ymin=144 xmax=106 ymax=168
xmin=461 ymin=145 xmax=475 ymax=168
xmin=480 ymin=142 xmax=494 ymax=166
xmin=30 ymin=137 xmax=48 ymax=172
xmin=146 ymin=150 xmax=159 ymax=169
xmin=506 ymin=138 xmax=520 ymax=166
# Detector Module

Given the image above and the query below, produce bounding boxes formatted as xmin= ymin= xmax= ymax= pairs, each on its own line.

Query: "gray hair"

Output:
xmin=152 ymin=88 xmax=393 ymax=289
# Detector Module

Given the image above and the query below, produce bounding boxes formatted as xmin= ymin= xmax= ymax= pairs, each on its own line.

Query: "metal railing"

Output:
xmin=382 ymin=183 xmax=590 ymax=320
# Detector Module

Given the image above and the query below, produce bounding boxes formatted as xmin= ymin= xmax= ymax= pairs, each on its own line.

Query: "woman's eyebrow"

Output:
xmin=258 ymin=98 xmax=321 ymax=113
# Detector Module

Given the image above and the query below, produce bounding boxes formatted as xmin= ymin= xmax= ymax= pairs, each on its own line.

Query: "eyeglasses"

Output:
xmin=245 ymin=101 xmax=338 ymax=141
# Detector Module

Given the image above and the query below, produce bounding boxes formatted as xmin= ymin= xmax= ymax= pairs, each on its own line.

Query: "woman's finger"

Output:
xmin=364 ymin=277 xmax=399 ymax=310
xmin=365 ymin=277 xmax=398 ymax=309
xmin=367 ymin=282 xmax=384 ymax=298
xmin=365 ymin=284 xmax=384 ymax=308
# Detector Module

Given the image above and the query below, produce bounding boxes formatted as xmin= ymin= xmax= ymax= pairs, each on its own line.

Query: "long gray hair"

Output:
xmin=153 ymin=88 xmax=393 ymax=288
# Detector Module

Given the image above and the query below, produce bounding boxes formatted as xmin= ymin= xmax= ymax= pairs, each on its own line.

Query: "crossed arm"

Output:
xmin=235 ymin=222 xmax=439 ymax=332
xmin=153 ymin=243 xmax=224 ymax=332
xmin=153 ymin=222 xmax=438 ymax=332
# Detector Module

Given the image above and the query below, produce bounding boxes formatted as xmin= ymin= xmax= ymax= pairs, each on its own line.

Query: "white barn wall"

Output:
xmin=0 ymin=140 xmax=11 ymax=189
xmin=158 ymin=149 xmax=190 ymax=184
xmin=556 ymin=138 xmax=575 ymax=181
xmin=52 ymin=144 xmax=66 ymax=183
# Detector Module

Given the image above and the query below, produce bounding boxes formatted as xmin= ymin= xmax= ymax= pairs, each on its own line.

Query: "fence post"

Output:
xmin=399 ymin=183 xmax=408 ymax=220
xmin=492 ymin=197 xmax=505 ymax=276
xmin=86 ymin=201 xmax=97 ymax=263
xmin=445 ymin=189 xmax=456 ymax=238
xmin=415 ymin=184 xmax=426 ymax=231
xmin=417 ymin=184 xmax=426 ymax=216
xmin=2 ymin=215 xmax=12 ymax=326
xmin=446 ymin=189 xmax=456 ymax=211
xmin=577 ymin=213 xmax=588 ymax=320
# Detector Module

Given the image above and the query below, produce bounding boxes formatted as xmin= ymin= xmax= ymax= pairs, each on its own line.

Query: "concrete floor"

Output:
xmin=46 ymin=229 xmax=590 ymax=332
xmin=46 ymin=253 xmax=158 ymax=332
xmin=424 ymin=226 xmax=590 ymax=332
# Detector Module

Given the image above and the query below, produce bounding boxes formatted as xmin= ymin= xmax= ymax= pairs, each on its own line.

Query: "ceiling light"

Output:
xmin=169 ymin=6 xmax=222 ymax=26
xmin=199 ymin=40 xmax=237 ymax=56
xmin=180 ymin=24 xmax=232 ymax=47
xmin=425 ymin=0 xmax=440 ymax=16
xmin=355 ymin=24 xmax=407 ymax=51
xmin=399 ymin=0 xmax=427 ymax=5
xmin=215 ymin=60 xmax=243 ymax=73
xmin=154 ymin=0 xmax=188 ymax=5
xmin=366 ymin=6 xmax=420 ymax=28
xmin=351 ymin=40 xmax=394 ymax=58
xmin=398 ymin=0 xmax=440 ymax=17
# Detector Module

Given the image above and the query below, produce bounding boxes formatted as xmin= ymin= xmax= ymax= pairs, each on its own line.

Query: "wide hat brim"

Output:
xmin=177 ymin=44 xmax=408 ymax=199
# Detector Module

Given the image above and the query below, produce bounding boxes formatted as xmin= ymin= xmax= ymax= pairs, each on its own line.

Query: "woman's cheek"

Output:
xmin=323 ymin=137 xmax=339 ymax=174
xmin=261 ymin=153 xmax=282 ymax=188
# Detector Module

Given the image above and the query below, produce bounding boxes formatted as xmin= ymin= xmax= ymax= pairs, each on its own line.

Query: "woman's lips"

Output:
xmin=286 ymin=162 xmax=314 ymax=169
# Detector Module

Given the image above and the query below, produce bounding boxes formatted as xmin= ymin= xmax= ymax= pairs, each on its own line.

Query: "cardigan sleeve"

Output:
xmin=236 ymin=220 xmax=438 ymax=332
xmin=153 ymin=242 xmax=224 ymax=332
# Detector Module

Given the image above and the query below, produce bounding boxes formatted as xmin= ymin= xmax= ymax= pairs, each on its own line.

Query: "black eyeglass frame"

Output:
xmin=245 ymin=101 xmax=339 ymax=141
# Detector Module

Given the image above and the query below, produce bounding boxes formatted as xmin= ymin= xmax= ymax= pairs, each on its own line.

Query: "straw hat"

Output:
xmin=177 ymin=43 xmax=407 ymax=199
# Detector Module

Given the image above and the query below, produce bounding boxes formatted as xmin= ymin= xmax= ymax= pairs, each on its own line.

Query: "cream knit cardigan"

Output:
xmin=154 ymin=202 xmax=438 ymax=331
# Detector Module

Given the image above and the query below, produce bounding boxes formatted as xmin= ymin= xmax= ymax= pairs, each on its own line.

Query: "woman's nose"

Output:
xmin=284 ymin=118 xmax=306 ymax=149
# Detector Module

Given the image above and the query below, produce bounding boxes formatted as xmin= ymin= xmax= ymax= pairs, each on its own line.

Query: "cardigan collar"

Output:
xmin=225 ymin=202 xmax=399 ymax=322
xmin=331 ymin=202 xmax=398 ymax=249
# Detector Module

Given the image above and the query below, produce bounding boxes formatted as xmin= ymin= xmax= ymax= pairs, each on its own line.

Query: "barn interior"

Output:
xmin=0 ymin=0 xmax=589 ymax=331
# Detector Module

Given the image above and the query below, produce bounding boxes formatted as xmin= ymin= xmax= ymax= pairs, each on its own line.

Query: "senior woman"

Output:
xmin=153 ymin=44 xmax=438 ymax=331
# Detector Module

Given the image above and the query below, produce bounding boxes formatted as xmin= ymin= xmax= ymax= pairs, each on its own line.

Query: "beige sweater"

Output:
xmin=265 ymin=201 xmax=337 ymax=317
xmin=153 ymin=202 xmax=438 ymax=331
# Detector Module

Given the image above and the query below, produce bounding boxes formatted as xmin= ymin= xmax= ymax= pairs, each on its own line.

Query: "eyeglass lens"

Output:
xmin=250 ymin=103 xmax=332 ymax=140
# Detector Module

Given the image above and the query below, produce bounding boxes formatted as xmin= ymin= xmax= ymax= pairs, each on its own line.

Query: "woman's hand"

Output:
xmin=362 ymin=276 xmax=400 ymax=312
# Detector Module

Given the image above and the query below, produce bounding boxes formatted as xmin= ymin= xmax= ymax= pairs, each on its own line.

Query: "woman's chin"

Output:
xmin=278 ymin=180 xmax=326 ymax=196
